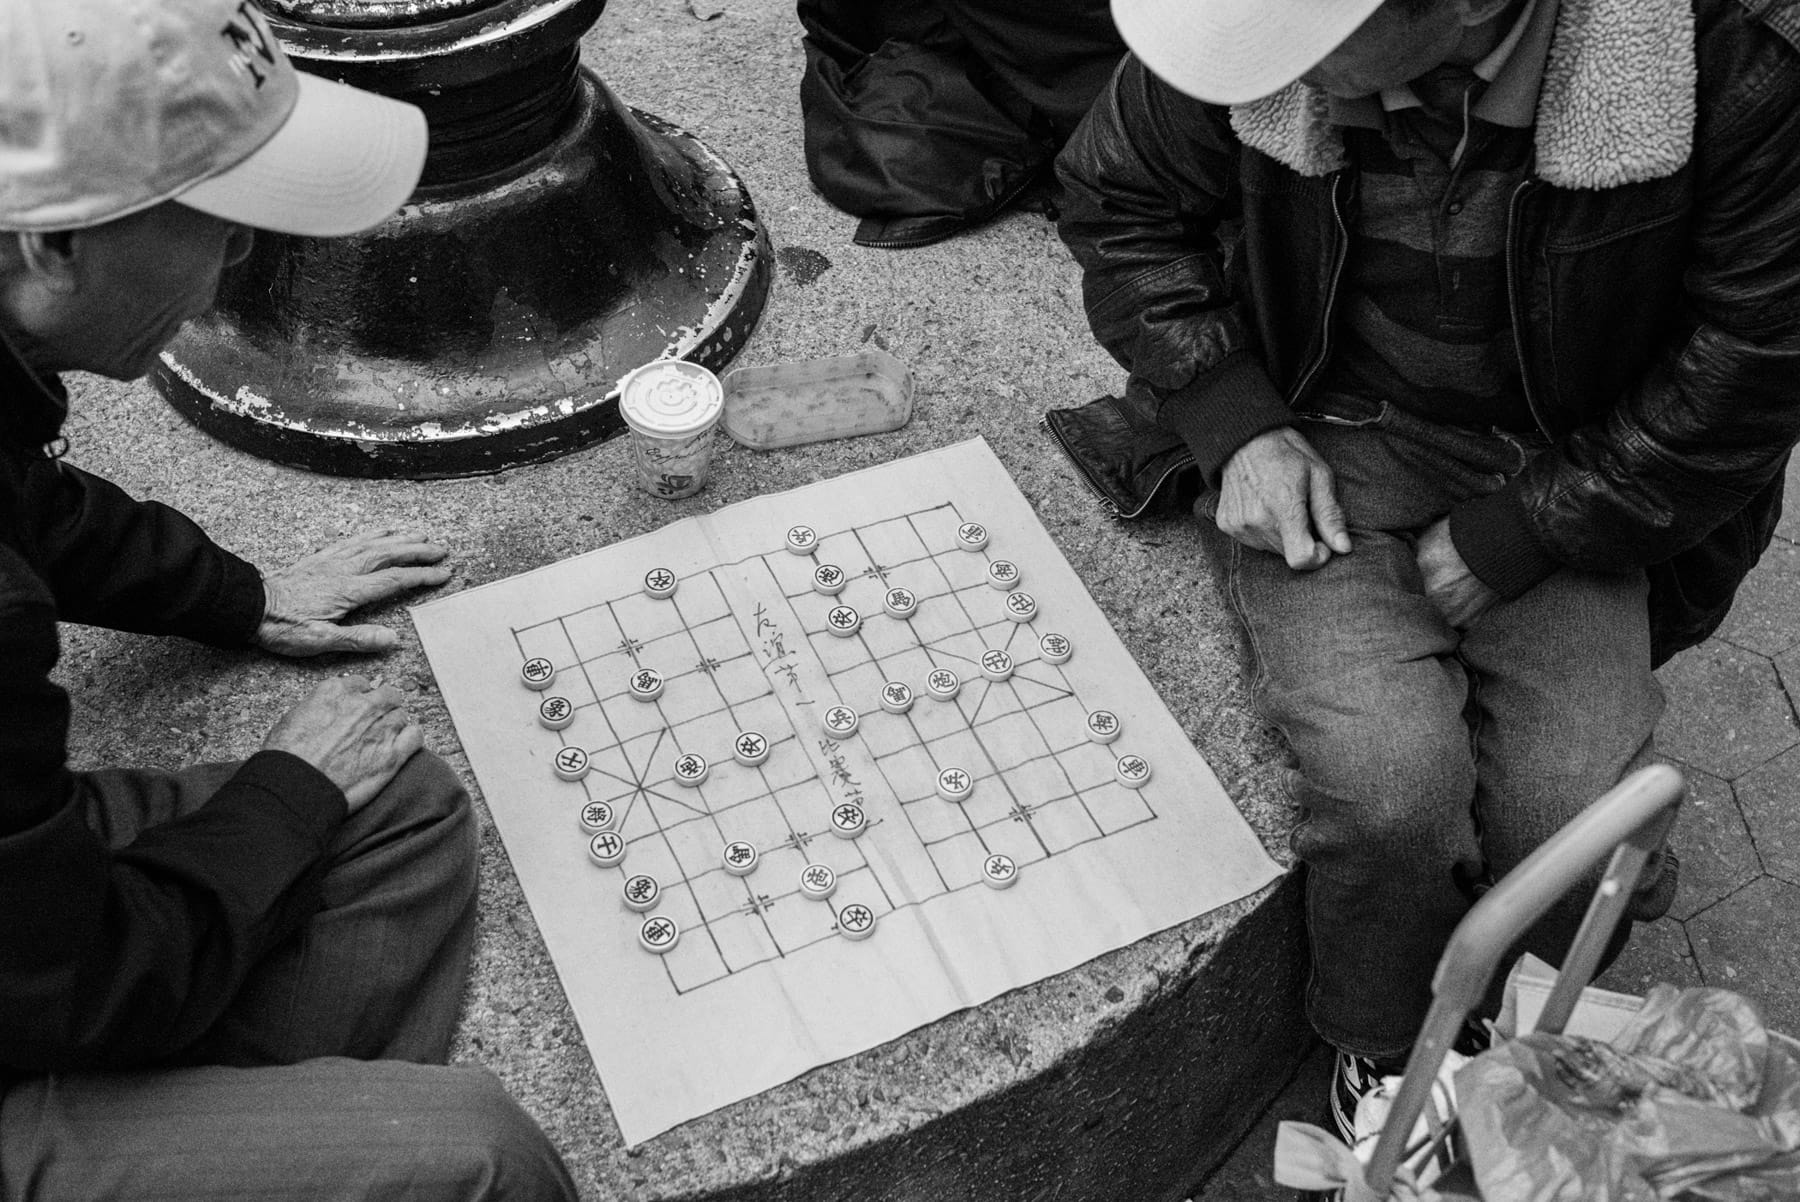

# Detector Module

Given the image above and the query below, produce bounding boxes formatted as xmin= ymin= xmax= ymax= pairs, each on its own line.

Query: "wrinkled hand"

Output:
xmin=1217 ymin=427 xmax=1353 ymax=570
xmin=256 ymin=529 xmax=451 ymax=657
xmin=1415 ymin=518 xmax=1500 ymax=628
xmin=262 ymin=676 xmax=421 ymax=812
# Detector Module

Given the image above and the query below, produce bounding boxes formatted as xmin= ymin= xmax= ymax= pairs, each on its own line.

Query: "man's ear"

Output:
xmin=1457 ymin=0 xmax=1523 ymax=27
xmin=12 ymin=230 xmax=81 ymax=296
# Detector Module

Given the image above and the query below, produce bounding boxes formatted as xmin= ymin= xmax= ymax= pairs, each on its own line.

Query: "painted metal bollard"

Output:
xmin=152 ymin=0 xmax=771 ymax=478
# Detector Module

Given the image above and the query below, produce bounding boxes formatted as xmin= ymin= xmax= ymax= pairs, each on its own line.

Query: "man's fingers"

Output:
xmin=342 ymin=563 xmax=454 ymax=606
xmin=1271 ymin=496 xmax=1326 ymax=570
xmin=1307 ymin=466 xmax=1353 ymax=555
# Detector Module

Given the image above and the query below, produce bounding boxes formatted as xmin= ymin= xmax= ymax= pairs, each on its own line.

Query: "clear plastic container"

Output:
xmin=720 ymin=350 xmax=914 ymax=450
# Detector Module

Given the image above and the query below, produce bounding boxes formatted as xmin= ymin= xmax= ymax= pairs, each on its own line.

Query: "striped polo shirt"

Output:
xmin=1314 ymin=0 xmax=1559 ymax=434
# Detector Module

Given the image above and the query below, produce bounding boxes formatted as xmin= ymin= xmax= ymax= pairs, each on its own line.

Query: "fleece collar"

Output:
xmin=1228 ymin=0 xmax=1697 ymax=189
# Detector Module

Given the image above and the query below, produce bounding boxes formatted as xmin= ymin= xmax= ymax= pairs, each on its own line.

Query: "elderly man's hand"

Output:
xmin=263 ymin=676 xmax=421 ymax=812
xmin=1217 ymin=427 xmax=1353 ymax=570
xmin=256 ymin=529 xmax=452 ymax=657
xmin=1415 ymin=518 xmax=1500 ymax=628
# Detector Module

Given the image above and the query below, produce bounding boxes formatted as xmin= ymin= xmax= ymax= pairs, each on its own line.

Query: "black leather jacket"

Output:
xmin=1049 ymin=0 xmax=1800 ymax=664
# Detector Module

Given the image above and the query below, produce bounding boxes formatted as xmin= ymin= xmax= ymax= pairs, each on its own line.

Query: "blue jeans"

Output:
xmin=1205 ymin=396 xmax=1668 ymax=1060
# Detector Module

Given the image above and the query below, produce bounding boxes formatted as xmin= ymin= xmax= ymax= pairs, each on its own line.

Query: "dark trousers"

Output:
xmin=0 ymin=752 xmax=577 ymax=1201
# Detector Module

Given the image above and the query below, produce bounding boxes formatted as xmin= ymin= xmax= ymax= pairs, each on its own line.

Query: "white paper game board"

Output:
xmin=412 ymin=439 xmax=1280 ymax=1144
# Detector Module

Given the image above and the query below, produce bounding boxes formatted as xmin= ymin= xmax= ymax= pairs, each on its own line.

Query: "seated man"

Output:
xmin=0 ymin=0 xmax=577 ymax=1196
xmin=1054 ymin=0 xmax=1800 ymax=1134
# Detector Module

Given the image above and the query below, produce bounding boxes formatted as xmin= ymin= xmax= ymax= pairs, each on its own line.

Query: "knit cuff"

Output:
xmin=1449 ymin=487 xmax=1560 ymax=599
xmin=1151 ymin=353 xmax=1293 ymax=487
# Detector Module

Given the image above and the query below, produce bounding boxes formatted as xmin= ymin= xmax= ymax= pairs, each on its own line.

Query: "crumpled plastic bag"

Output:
xmin=1273 ymin=1051 xmax=1475 ymax=1201
xmin=1456 ymin=985 xmax=1800 ymax=1201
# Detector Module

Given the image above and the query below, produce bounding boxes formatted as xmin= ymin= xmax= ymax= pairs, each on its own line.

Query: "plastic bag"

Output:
xmin=1456 ymin=986 xmax=1800 ymax=1201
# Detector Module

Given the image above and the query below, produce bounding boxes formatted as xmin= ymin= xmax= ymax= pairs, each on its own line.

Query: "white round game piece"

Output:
xmin=1038 ymin=632 xmax=1073 ymax=665
xmin=828 ymin=803 xmax=867 ymax=840
xmin=981 ymin=853 xmax=1019 ymax=890
xmin=672 ymin=751 xmax=709 ymax=787
xmin=978 ymin=649 xmax=1014 ymax=682
xmin=638 ymin=914 xmax=681 ymax=954
xmin=519 ymin=657 xmax=556 ymax=691
xmin=578 ymin=800 xmax=617 ymax=833
xmin=1004 ymin=591 xmax=1038 ymax=623
xmin=935 ymin=766 xmax=974 ymax=803
xmin=822 ymin=704 xmax=860 ymax=739
xmin=731 ymin=730 xmax=770 ymax=767
xmin=955 ymin=522 xmax=990 ymax=552
xmin=588 ymin=829 xmax=627 ymax=867
xmin=1115 ymin=753 xmax=1152 ymax=789
xmin=627 ymin=667 xmax=665 ymax=702
xmin=642 ymin=567 xmax=678 ymax=599
xmin=985 ymin=559 xmax=1021 ymax=590
xmin=785 ymin=525 xmax=817 ymax=555
xmin=798 ymin=862 xmax=838 ymax=901
xmin=722 ymin=840 xmax=759 ymax=877
xmin=1085 ymin=709 xmax=1122 ymax=744
xmin=881 ymin=586 xmax=919 ymax=619
xmin=812 ymin=564 xmax=848 ymax=596
xmin=536 ymin=695 xmax=576 ymax=731
xmin=552 ymin=746 xmax=590 ymax=782
xmin=836 ymin=902 xmax=877 ymax=941
xmin=825 ymin=604 xmax=862 ymax=638
xmin=878 ymin=680 xmax=914 ymax=714
xmin=924 ymin=667 xmax=961 ymax=702
xmin=621 ymin=873 xmax=660 ymax=912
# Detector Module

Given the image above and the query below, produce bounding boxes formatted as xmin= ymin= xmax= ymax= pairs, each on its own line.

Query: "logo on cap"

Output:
xmin=220 ymin=1 xmax=277 ymax=89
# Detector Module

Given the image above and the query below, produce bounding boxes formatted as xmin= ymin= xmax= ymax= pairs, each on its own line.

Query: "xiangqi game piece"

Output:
xmin=784 ymin=525 xmax=817 ymax=555
xmin=825 ymin=604 xmax=862 ymax=638
xmin=979 ymin=649 xmax=1014 ymax=682
xmin=1038 ymin=632 xmax=1073 ymax=665
xmin=621 ymin=873 xmax=660 ymax=913
xmin=638 ymin=914 xmax=680 ymax=954
xmin=821 ymin=704 xmax=860 ymax=739
xmin=878 ymin=680 xmax=914 ymax=714
xmin=536 ymin=695 xmax=575 ymax=731
xmin=731 ymin=730 xmax=770 ymax=767
xmin=811 ymin=563 xmax=847 ymax=596
xmin=627 ymin=667 xmax=665 ymax=702
xmin=881 ymin=586 xmax=918 ymax=619
xmin=722 ymin=840 xmax=759 ymax=877
xmin=1085 ymin=710 xmax=1121 ymax=744
xmin=672 ymin=752 xmax=710 ymax=787
xmin=797 ymin=863 xmax=838 ymax=901
xmin=579 ymin=800 xmax=617 ymax=833
xmin=925 ymin=667 xmax=961 ymax=702
xmin=642 ymin=567 xmax=678 ymax=599
xmin=1115 ymin=754 xmax=1152 ymax=789
xmin=519 ymin=657 xmax=556 ymax=691
xmin=552 ymin=746 xmax=590 ymax=782
xmin=955 ymin=521 xmax=989 ymax=552
xmin=828 ymin=803 xmax=867 ymax=840
xmin=935 ymin=766 xmax=974 ymax=803
xmin=985 ymin=559 xmax=1020 ymax=590
xmin=981 ymin=854 xmax=1019 ymax=890
xmin=588 ymin=829 xmax=627 ymax=867
xmin=836 ymin=903 xmax=876 ymax=941
xmin=1004 ymin=591 xmax=1037 ymax=623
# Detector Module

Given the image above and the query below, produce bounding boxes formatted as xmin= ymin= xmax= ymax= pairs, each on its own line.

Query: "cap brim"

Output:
xmin=176 ymin=72 xmax=427 ymax=238
xmin=1111 ymin=0 xmax=1386 ymax=105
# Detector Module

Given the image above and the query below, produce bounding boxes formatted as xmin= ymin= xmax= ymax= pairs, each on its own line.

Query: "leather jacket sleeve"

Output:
xmin=1054 ymin=57 xmax=1293 ymax=484
xmin=1451 ymin=12 xmax=1800 ymax=593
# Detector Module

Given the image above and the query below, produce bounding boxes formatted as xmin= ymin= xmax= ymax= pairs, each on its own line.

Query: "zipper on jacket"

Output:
xmin=1288 ymin=172 xmax=1352 ymax=408
xmin=1504 ymin=179 xmax=1554 ymax=440
xmin=1040 ymin=415 xmax=1123 ymax=516
xmin=1039 ymin=414 xmax=1199 ymax=521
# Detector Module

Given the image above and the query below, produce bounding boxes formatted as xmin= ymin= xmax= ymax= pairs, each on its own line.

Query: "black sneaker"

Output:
xmin=1329 ymin=1050 xmax=1386 ymax=1145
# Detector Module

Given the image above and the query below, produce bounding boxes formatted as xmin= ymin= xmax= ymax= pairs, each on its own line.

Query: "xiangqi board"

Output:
xmin=411 ymin=438 xmax=1280 ymax=1144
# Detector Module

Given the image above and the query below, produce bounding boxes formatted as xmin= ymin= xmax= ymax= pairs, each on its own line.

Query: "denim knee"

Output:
xmin=1285 ymin=708 xmax=1477 ymax=875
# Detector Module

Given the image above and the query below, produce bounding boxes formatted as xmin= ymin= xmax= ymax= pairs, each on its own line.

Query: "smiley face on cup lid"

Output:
xmin=618 ymin=360 xmax=724 ymax=438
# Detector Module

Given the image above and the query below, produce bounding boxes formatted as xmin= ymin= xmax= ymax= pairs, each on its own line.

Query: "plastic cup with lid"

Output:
xmin=617 ymin=359 xmax=725 ymax=499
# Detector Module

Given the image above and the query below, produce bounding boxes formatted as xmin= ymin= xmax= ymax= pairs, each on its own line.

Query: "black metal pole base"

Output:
xmin=152 ymin=70 xmax=771 ymax=478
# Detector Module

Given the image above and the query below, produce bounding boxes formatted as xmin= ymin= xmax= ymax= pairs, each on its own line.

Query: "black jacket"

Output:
xmin=1049 ymin=0 xmax=1800 ymax=663
xmin=0 ymin=333 xmax=344 ymax=1072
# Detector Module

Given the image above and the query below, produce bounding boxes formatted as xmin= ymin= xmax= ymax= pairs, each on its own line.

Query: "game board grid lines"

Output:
xmin=499 ymin=498 xmax=1171 ymax=997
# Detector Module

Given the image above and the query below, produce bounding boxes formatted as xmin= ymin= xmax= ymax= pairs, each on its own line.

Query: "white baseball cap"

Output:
xmin=1111 ymin=0 xmax=1387 ymax=104
xmin=0 ymin=0 xmax=427 ymax=235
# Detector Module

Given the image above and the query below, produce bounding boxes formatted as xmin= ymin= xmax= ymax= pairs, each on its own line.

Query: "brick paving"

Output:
xmin=1195 ymin=454 xmax=1800 ymax=1199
